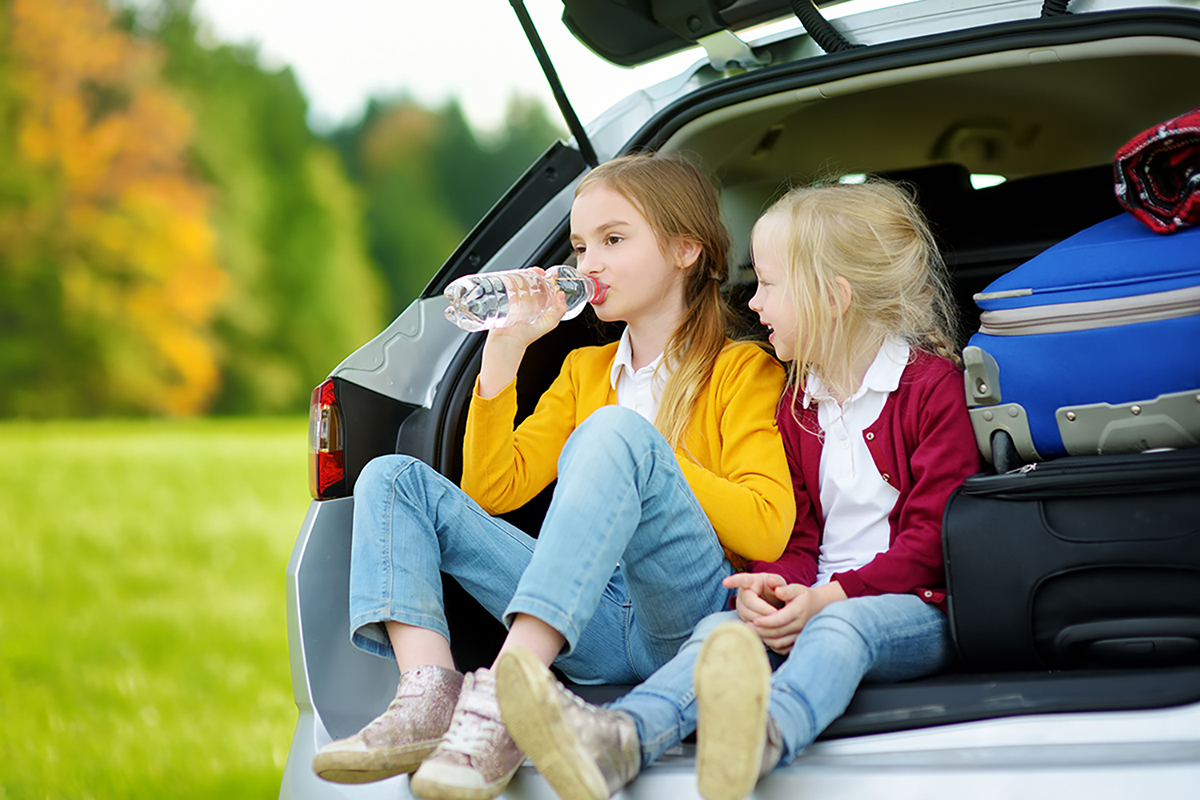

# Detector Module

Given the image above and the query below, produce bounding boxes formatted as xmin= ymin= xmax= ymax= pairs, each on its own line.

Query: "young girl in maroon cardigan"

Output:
xmin=493 ymin=179 xmax=983 ymax=800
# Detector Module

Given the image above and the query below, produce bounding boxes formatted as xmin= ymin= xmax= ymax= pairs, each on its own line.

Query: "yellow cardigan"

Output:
xmin=461 ymin=340 xmax=796 ymax=564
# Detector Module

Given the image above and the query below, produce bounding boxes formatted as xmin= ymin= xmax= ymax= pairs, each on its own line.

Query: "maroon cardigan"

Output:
xmin=748 ymin=350 xmax=982 ymax=611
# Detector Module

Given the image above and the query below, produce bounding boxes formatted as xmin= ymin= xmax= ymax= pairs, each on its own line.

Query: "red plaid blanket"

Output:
xmin=1114 ymin=106 xmax=1200 ymax=234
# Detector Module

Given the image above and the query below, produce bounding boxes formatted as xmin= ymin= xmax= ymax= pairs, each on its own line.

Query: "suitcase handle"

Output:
xmin=1054 ymin=618 xmax=1200 ymax=666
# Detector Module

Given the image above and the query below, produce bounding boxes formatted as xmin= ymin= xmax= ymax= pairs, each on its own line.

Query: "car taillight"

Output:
xmin=309 ymin=379 xmax=346 ymax=499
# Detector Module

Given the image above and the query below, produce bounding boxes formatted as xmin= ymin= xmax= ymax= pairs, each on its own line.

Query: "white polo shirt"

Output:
xmin=804 ymin=337 xmax=910 ymax=586
xmin=609 ymin=326 xmax=667 ymax=423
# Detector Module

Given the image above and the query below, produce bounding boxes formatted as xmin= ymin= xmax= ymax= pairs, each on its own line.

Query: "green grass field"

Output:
xmin=0 ymin=418 xmax=311 ymax=799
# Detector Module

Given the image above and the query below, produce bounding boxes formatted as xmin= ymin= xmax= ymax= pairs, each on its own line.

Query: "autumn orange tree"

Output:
xmin=0 ymin=0 xmax=556 ymax=418
xmin=0 ymin=0 xmax=226 ymax=416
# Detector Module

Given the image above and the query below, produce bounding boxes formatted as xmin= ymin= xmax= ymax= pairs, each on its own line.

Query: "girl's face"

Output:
xmin=748 ymin=214 xmax=800 ymax=362
xmin=570 ymin=184 xmax=694 ymax=327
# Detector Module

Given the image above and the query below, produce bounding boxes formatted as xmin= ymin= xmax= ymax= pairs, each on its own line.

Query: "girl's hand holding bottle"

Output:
xmin=477 ymin=270 xmax=571 ymax=398
xmin=444 ymin=265 xmax=601 ymax=398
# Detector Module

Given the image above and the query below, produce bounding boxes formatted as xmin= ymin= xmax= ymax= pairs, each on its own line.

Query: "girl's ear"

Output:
xmin=831 ymin=276 xmax=853 ymax=318
xmin=674 ymin=238 xmax=703 ymax=271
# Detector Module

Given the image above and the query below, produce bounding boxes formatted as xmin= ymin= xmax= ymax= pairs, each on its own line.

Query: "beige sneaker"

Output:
xmin=694 ymin=621 xmax=781 ymax=800
xmin=496 ymin=647 xmax=641 ymax=800
xmin=312 ymin=665 xmax=464 ymax=784
xmin=409 ymin=667 xmax=524 ymax=800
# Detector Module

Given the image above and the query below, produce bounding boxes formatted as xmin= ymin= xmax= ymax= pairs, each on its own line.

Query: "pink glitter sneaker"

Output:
xmin=312 ymin=665 xmax=464 ymax=784
xmin=409 ymin=667 xmax=525 ymax=800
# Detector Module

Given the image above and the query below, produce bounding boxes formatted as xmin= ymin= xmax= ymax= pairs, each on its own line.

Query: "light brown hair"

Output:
xmin=755 ymin=180 xmax=959 ymax=404
xmin=578 ymin=154 xmax=734 ymax=448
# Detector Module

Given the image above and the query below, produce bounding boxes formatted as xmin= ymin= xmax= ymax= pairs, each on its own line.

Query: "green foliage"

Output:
xmin=330 ymin=97 xmax=465 ymax=317
xmin=0 ymin=417 xmax=308 ymax=799
xmin=0 ymin=10 xmax=70 ymax=416
xmin=432 ymin=97 xmax=565 ymax=236
xmin=332 ymin=95 xmax=564 ymax=317
xmin=146 ymin=2 xmax=388 ymax=414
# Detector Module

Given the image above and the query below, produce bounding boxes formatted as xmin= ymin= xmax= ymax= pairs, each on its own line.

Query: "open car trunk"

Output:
xmin=282 ymin=2 xmax=1200 ymax=797
xmin=423 ymin=160 xmax=1200 ymax=740
xmin=430 ymin=2 xmax=1200 ymax=738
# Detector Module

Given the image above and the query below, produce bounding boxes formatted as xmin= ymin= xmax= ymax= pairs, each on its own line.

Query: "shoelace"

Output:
xmin=363 ymin=697 xmax=406 ymax=733
xmin=440 ymin=709 xmax=503 ymax=755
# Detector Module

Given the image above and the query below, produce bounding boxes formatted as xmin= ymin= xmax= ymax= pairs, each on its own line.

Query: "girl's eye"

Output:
xmin=605 ymin=234 xmax=622 ymax=246
xmin=573 ymin=244 xmax=586 ymax=255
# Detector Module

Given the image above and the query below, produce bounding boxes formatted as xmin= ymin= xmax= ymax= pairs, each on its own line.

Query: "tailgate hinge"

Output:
xmin=696 ymin=29 xmax=771 ymax=73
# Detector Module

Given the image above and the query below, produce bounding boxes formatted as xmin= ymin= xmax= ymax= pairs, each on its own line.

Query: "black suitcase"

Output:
xmin=942 ymin=447 xmax=1200 ymax=671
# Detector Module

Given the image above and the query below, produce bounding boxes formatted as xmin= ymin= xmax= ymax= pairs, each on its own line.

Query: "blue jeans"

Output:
xmin=610 ymin=594 xmax=951 ymax=767
xmin=348 ymin=406 xmax=736 ymax=685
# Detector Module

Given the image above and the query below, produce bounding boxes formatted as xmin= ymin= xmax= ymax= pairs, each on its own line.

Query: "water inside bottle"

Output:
xmin=443 ymin=266 xmax=597 ymax=331
xmin=443 ymin=273 xmax=518 ymax=332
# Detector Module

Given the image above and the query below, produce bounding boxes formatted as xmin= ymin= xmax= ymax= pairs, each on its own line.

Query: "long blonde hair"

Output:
xmin=756 ymin=180 xmax=959 ymax=404
xmin=578 ymin=154 xmax=734 ymax=448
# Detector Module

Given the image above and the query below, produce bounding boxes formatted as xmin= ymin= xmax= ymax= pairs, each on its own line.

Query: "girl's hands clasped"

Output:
xmin=723 ymin=572 xmax=848 ymax=655
xmin=724 ymin=572 xmax=786 ymax=622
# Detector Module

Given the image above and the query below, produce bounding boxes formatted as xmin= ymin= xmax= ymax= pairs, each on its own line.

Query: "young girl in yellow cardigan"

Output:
xmin=311 ymin=154 xmax=796 ymax=800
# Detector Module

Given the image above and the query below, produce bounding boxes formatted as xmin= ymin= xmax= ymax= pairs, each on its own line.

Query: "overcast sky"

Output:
xmin=187 ymin=0 xmax=709 ymax=133
xmin=186 ymin=0 xmax=902 ymax=134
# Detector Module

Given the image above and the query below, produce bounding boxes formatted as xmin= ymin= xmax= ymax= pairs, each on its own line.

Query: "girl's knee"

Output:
xmin=574 ymin=405 xmax=648 ymax=441
xmin=560 ymin=406 xmax=661 ymax=469
xmin=353 ymin=453 xmax=424 ymax=498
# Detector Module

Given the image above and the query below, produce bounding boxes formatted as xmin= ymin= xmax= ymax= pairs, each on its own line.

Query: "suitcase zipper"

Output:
xmin=963 ymin=448 xmax=1200 ymax=497
xmin=977 ymin=285 xmax=1200 ymax=336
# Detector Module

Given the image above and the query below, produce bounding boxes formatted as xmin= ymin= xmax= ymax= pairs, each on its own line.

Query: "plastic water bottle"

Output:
xmin=443 ymin=265 xmax=600 ymax=332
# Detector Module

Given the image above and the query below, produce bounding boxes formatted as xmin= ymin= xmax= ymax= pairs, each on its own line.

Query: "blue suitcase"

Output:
xmin=965 ymin=213 xmax=1200 ymax=467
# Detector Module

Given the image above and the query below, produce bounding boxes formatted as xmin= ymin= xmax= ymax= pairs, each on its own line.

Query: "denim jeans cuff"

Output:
xmin=503 ymin=596 xmax=581 ymax=655
xmin=350 ymin=622 xmax=396 ymax=661
xmin=349 ymin=609 xmax=452 ymax=661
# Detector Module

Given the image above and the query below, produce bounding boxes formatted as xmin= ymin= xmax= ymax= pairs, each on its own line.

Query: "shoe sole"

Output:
xmin=408 ymin=758 xmax=523 ymax=800
xmin=694 ymin=621 xmax=772 ymax=800
xmin=312 ymin=741 xmax=436 ymax=784
xmin=496 ymin=648 xmax=610 ymax=800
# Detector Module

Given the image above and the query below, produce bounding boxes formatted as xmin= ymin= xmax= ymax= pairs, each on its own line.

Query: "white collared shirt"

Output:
xmin=804 ymin=337 xmax=910 ymax=586
xmin=609 ymin=327 xmax=667 ymax=423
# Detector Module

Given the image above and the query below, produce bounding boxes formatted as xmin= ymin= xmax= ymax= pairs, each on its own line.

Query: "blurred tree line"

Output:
xmin=0 ymin=0 xmax=563 ymax=417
